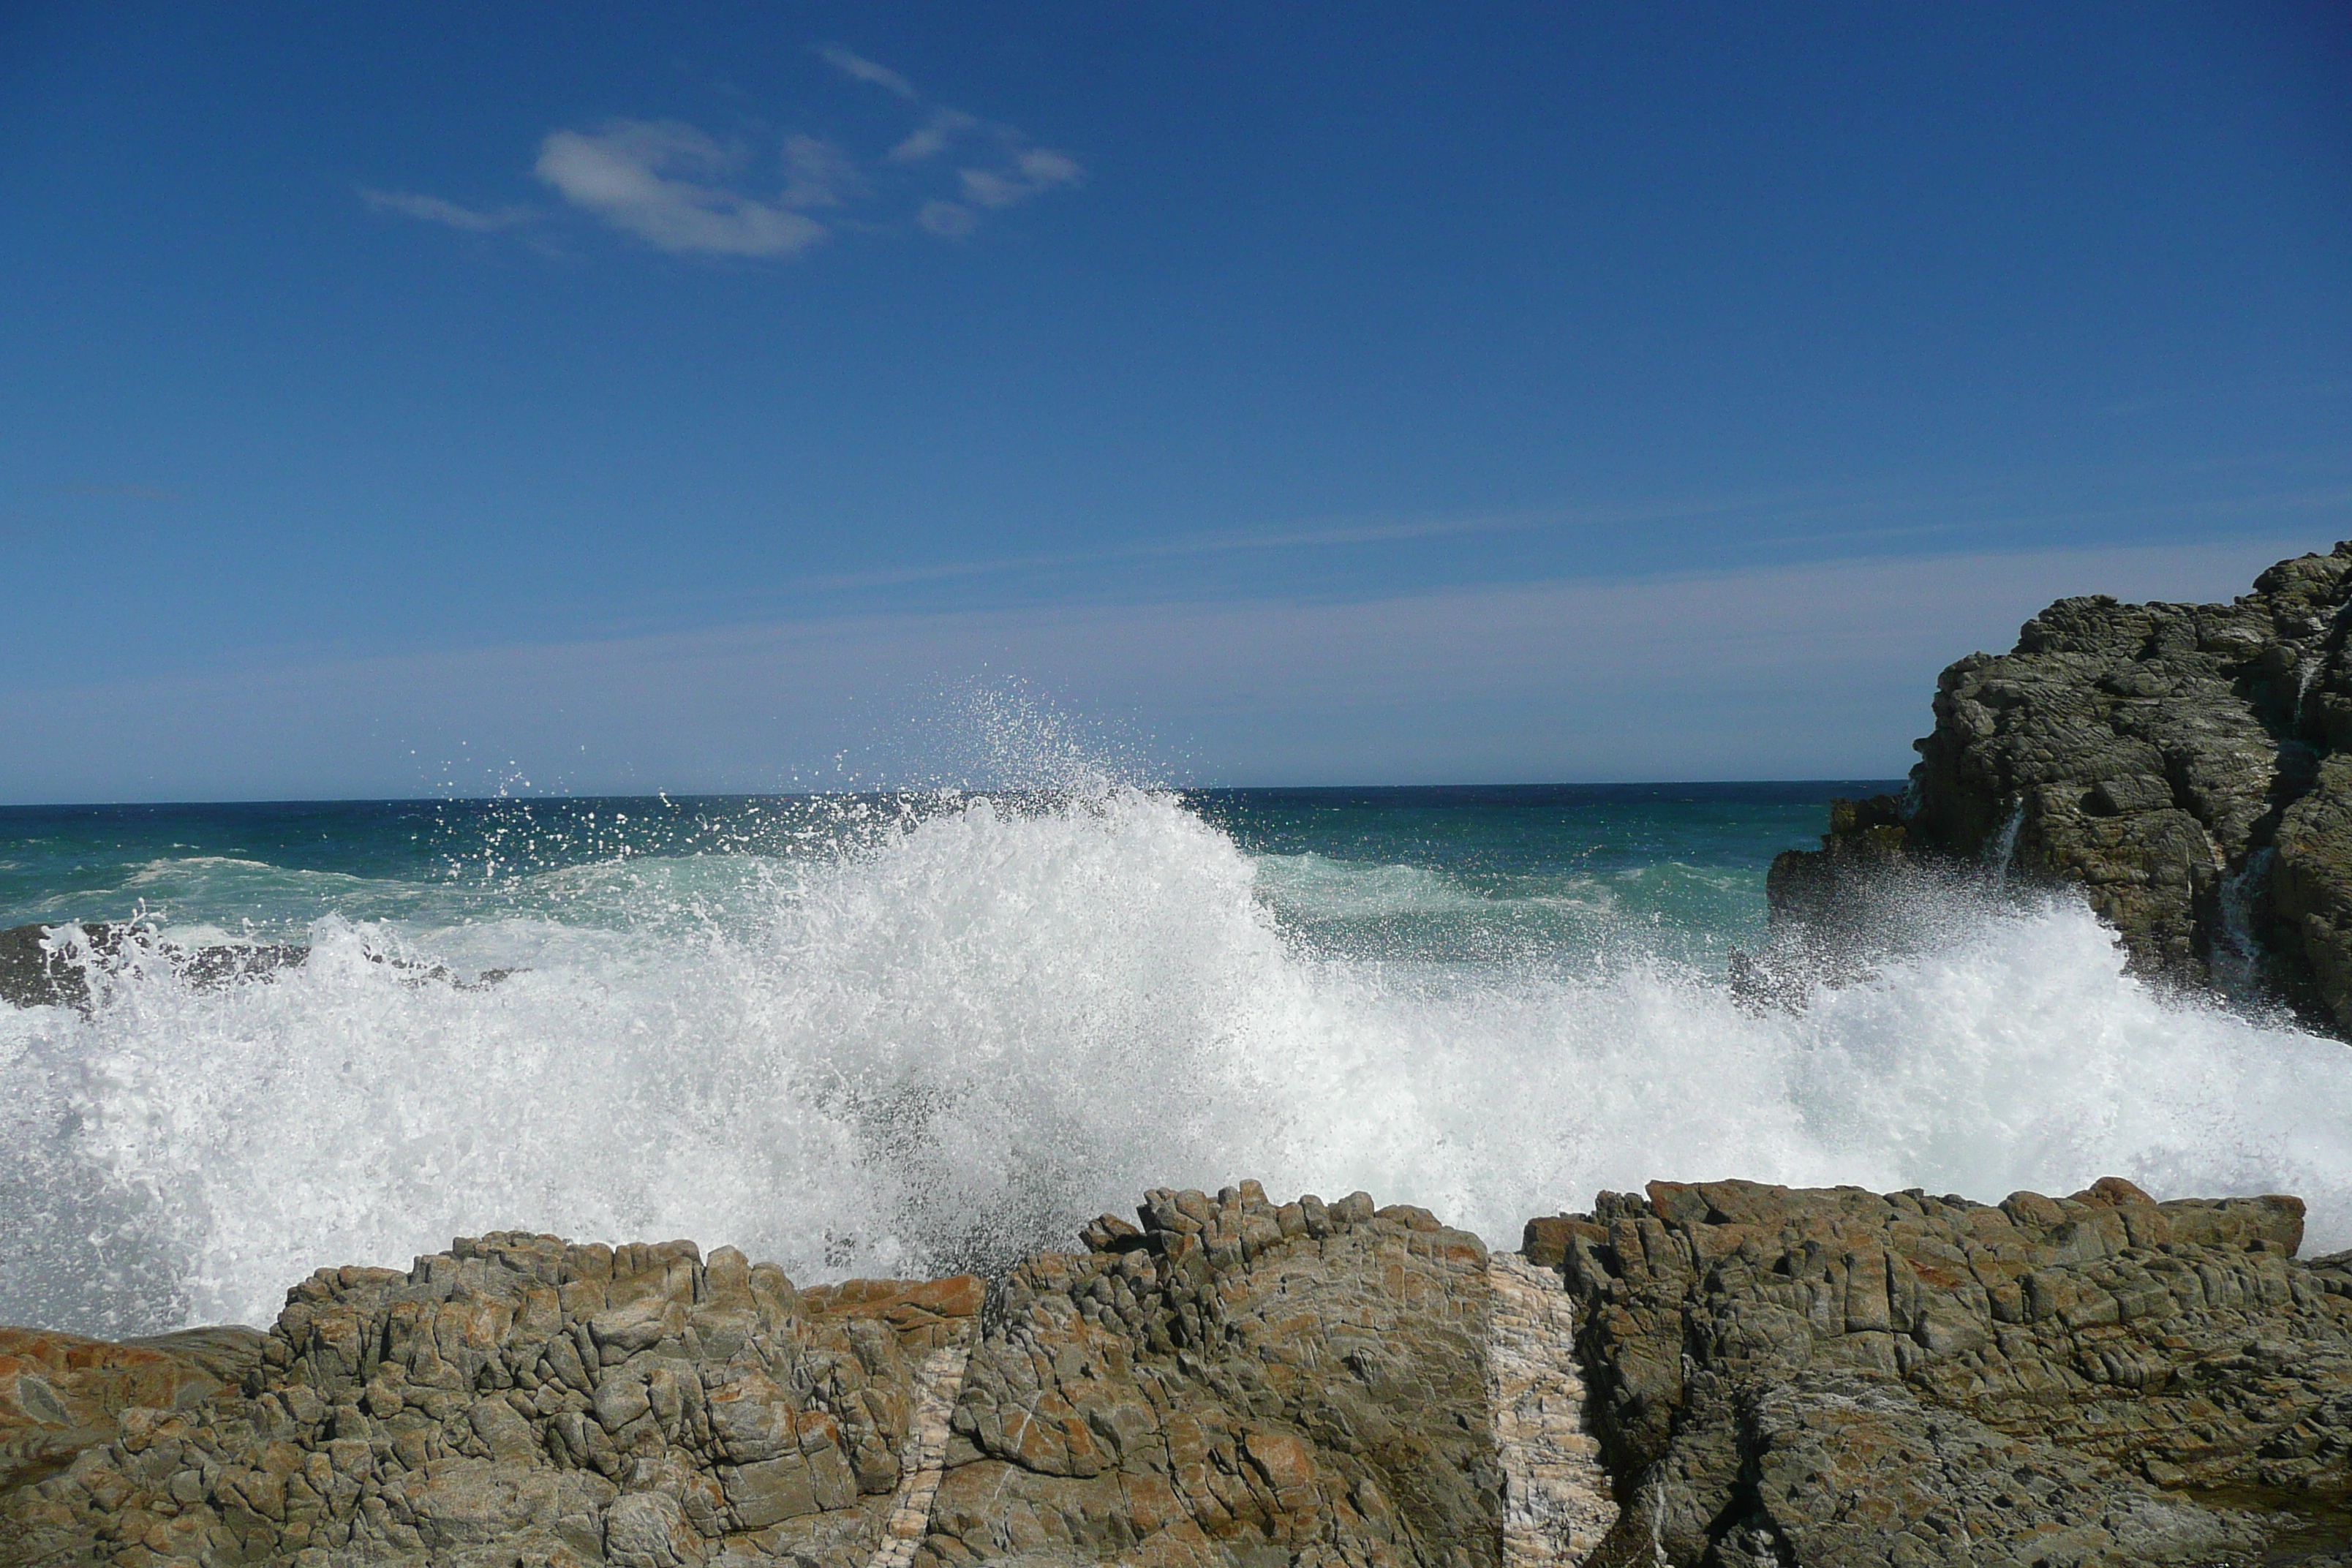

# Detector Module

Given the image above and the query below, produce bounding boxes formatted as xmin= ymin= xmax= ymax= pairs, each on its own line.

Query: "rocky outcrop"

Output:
xmin=8 ymin=1180 xmax=2349 ymax=1567
xmin=1768 ymin=543 xmax=2352 ymax=1028
xmin=0 ymin=921 xmax=514 ymax=1010
xmin=923 ymin=1183 xmax=1503 ymax=1568
xmin=1539 ymin=1175 xmax=2352 ymax=1565
xmin=0 ymin=1327 xmax=267 ymax=1497
xmin=0 ymin=1232 xmax=982 ymax=1568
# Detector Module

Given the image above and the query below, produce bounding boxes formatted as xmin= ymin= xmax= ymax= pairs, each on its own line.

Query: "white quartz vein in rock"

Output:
xmin=867 ymin=1337 xmax=973 ymax=1568
xmin=1489 ymin=1251 xmax=1618 ymax=1567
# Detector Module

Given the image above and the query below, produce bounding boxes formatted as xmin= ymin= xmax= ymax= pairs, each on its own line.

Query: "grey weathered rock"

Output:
xmin=12 ymin=1180 xmax=2349 ymax=1566
xmin=1768 ymin=542 xmax=2352 ymax=1030
xmin=1542 ymin=1175 xmax=2352 ymax=1565
xmin=0 ymin=1193 xmax=1508 ymax=1568
xmin=920 ymin=1182 xmax=1501 ymax=1568
xmin=0 ymin=1324 xmax=268 ymax=1498
xmin=1 ymin=921 xmax=309 ymax=1009
xmin=0 ymin=1232 xmax=981 ymax=1568
xmin=0 ymin=921 xmax=516 ymax=1011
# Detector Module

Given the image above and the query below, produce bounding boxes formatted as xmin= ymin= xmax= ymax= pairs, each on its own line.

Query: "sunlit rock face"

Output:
xmin=1542 ymin=1175 xmax=2352 ymax=1566
xmin=6 ymin=1177 xmax=2351 ymax=1567
xmin=0 ymin=1230 xmax=982 ymax=1568
xmin=1771 ymin=541 xmax=2352 ymax=1033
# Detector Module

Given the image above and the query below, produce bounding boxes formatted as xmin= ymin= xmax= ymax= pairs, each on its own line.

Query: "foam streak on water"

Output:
xmin=2 ymin=785 xmax=2348 ymax=1335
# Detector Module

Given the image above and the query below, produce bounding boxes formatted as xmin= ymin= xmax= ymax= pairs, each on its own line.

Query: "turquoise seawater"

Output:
xmin=4 ymin=781 xmax=2350 ymax=1338
xmin=0 ymin=783 xmax=1880 ymax=965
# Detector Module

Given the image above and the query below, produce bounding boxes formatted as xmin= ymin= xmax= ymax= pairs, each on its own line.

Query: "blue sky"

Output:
xmin=3 ymin=3 xmax=2348 ymax=799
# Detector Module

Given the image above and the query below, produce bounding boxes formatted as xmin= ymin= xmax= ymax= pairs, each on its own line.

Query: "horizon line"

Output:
xmin=0 ymin=777 xmax=1915 ymax=812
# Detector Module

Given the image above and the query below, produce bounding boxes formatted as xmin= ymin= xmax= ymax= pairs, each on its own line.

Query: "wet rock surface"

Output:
xmin=1765 ymin=543 xmax=2352 ymax=1029
xmin=0 ymin=1232 xmax=981 ymax=1568
xmin=0 ymin=920 xmax=524 ymax=1013
xmin=1544 ymin=1176 xmax=2352 ymax=1566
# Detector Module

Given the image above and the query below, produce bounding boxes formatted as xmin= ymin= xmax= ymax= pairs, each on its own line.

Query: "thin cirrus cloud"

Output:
xmin=362 ymin=45 xmax=1079 ymax=259
xmin=358 ymin=187 xmax=539 ymax=232
xmin=535 ymin=121 xmax=829 ymax=257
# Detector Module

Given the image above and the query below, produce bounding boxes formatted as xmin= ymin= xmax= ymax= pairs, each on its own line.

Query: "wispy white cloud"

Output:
xmin=359 ymin=187 xmax=539 ymax=232
xmin=960 ymin=147 xmax=1083 ymax=210
xmin=533 ymin=121 xmax=828 ymax=257
xmin=818 ymin=43 xmax=917 ymax=102
xmin=889 ymin=108 xmax=979 ymax=163
xmin=916 ymin=200 xmax=980 ymax=238
xmin=367 ymin=46 xmax=1079 ymax=260
xmin=780 ymin=135 xmax=863 ymax=208
xmin=818 ymin=46 xmax=1082 ymax=236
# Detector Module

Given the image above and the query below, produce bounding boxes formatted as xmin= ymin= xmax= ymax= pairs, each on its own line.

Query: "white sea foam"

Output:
xmin=1 ymin=784 xmax=2348 ymax=1336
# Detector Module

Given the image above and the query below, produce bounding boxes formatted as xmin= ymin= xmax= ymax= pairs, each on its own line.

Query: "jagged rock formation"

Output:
xmin=0 ymin=1232 xmax=982 ymax=1568
xmin=8 ymin=1180 xmax=2350 ymax=1567
xmin=923 ymin=1183 xmax=1503 ymax=1568
xmin=1539 ymin=1176 xmax=2352 ymax=1566
xmin=0 ymin=1327 xmax=267 ymax=1498
xmin=0 ymin=924 xmax=310 ymax=1011
xmin=1768 ymin=543 xmax=2352 ymax=1029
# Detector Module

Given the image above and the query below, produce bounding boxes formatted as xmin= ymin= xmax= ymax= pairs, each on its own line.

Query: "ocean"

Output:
xmin=4 ymin=779 xmax=2350 ymax=1338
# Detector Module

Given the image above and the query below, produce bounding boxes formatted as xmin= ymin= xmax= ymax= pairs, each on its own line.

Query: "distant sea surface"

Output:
xmin=0 ymin=783 xmax=1893 ymax=965
xmin=4 ymin=781 xmax=2348 ymax=1337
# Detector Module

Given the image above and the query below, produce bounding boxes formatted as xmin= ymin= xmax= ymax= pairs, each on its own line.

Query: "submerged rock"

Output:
xmin=1768 ymin=542 xmax=2352 ymax=1030
xmin=0 ymin=920 xmax=513 ymax=1010
xmin=0 ymin=921 xmax=308 ymax=1009
xmin=1538 ymin=1175 xmax=2352 ymax=1565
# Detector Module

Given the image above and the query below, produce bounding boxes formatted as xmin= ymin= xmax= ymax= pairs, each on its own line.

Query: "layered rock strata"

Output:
xmin=1768 ymin=543 xmax=2352 ymax=1028
xmin=0 ymin=1232 xmax=982 ymax=1568
xmin=1537 ymin=1175 xmax=2352 ymax=1566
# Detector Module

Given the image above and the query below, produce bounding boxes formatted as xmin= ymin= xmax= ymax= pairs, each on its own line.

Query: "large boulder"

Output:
xmin=1768 ymin=543 xmax=2352 ymax=1028
xmin=1539 ymin=1175 xmax=2352 ymax=1565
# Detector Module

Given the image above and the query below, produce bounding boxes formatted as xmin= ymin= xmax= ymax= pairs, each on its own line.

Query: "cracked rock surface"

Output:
xmin=1768 ymin=542 xmax=2352 ymax=1029
xmin=921 ymin=1182 xmax=1501 ymax=1568
xmin=1542 ymin=1175 xmax=2352 ymax=1566
xmin=0 ymin=1231 xmax=981 ymax=1568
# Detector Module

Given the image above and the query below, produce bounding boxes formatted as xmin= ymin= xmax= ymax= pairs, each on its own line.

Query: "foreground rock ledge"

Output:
xmin=3 ymin=1177 xmax=2348 ymax=1568
xmin=1530 ymin=1175 xmax=2352 ymax=1567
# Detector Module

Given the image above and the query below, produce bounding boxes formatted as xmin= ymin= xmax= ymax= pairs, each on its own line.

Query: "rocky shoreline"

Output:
xmin=4 ymin=1178 xmax=2346 ymax=1568
xmin=1767 ymin=542 xmax=2352 ymax=1033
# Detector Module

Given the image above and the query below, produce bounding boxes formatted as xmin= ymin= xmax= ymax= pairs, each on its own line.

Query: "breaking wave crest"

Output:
xmin=3 ymin=783 xmax=2348 ymax=1335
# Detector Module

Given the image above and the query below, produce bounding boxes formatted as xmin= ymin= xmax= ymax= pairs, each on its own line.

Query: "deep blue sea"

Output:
xmin=4 ymin=780 xmax=2348 ymax=1336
